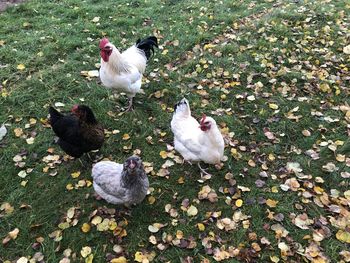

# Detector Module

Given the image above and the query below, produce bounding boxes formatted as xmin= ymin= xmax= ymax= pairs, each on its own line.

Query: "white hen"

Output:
xmin=171 ymin=98 xmax=225 ymax=175
xmin=91 ymin=156 xmax=149 ymax=206
xmin=99 ymin=37 xmax=158 ymax=111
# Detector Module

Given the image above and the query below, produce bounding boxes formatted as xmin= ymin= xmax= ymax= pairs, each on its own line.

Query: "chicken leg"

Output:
xmin=198 ymin=163 xmax=211 ymax=177
xmin=126 ymin=97 xmax=134 ymax=111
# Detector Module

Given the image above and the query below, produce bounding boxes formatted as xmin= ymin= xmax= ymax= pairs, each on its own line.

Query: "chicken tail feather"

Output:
xmin=49 ymin=106 xmax=63 ymax=126
xmin=173 ymin=98 xmax=191 ymax=118
xmin=136 ymin=36 xmax=158 ymax=60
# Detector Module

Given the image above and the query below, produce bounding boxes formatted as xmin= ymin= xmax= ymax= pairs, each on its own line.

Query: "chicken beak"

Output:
xmin=129 ymin=160 xmax=136 ymax=169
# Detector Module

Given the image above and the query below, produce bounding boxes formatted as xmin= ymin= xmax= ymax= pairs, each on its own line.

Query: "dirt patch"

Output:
xmin=0 ymin=0 xmax=26 ymax=12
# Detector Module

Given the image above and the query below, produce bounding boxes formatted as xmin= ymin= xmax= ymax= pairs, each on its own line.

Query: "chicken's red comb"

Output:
xmin=71 ymin=104 xmax=79 ymax=112
xmin=200 ymin=114 xmax=207 ymax=125
xmin=99 ymin=37 xmax=109 ymax=48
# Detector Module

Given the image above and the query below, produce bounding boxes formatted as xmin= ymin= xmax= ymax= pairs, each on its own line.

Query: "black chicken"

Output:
xmin=49 ymin=105 xmax=104 ymax=158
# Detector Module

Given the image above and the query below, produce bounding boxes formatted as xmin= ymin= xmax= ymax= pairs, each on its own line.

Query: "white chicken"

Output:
xmin=91 ymin=156 xmax=149 ymax=206
xmin=99 ymin=36 xmax=158 ymax=111
xmin=171 ymin=98 xmax=225 ymax=176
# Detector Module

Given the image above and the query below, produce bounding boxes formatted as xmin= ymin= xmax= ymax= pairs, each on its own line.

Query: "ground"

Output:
xmin=0 ymin=0 xmax=349 ymax=262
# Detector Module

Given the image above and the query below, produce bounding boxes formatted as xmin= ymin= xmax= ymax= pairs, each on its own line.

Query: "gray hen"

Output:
xmin=92 ymin=156 xmax=149 ymax=206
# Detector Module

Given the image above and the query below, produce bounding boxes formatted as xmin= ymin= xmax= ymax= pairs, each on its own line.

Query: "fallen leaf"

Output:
xmin=122 ymin=133 xmax=130 ymax=140
xmin=235 ymin=199 xmax=243 ymax=207
xmin=269 ymin=103 xmax=279 ymax=110
xmin=111 ymin=257 xmax=127 ymax=263
xmin=71 ymin=171 xmax=81 ymax=178
xmin=343 ymin=45 xmax=350 ymax=54
xmin=81 ymin=223 xmax=91 ymax=233
xmin=266 ymin=199 xmax=278 ymax=208
xmin=2 ymin=228 xmax=19 ymax=245
xmin=92 ymin=16 xmax=100 ymax=23
xmin=197 ymin=223 xmax=205 ymax=231
xmin=17 ymin=64 xmax=25 ymax=70
xmin=80 ymin=246 xmax=92 ymax=258
xmin=336 ymin=230 xmax=350 ymax=243
xmin=0 ymin=124 xmax=7 ymax=141
xmin=148 ymin=196 xmax=156 ymax=204
xmin=187 ymin=205 xmax=198 ymax=216
xmin=54 ymin=102 xmax=65 ymax=107
xmin=16 ymin=257 xmax=28 ymax=263
xmin=14 ymin=128 xmax=23 ymax=137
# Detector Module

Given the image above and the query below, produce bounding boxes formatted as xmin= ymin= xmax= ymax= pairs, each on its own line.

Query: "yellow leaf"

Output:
xmin=235 ymin=199 xmax=243 ymax=207
xmin=14 ymin=128 xmax=23 ymax=137
xmin=248 ymin=159 xmax=256 ymax=167
xmin=159 ymin=150 xmax=168 ymax=159
xmin=231 ymin=148 xmax=237 ymax=155
xmin=269 ymin=103 xmax=279 ymax=110
xmin=111 ymin=257 xmax=128 ymax=263
xmin=134 ymin=252 xmax=144 ymax=262
xmin=0 ymin=202 xmax=14 ymax=214
xmin=9 ymin=228 xmax=19 ymax=239
xmin=81 ymin=223 xmax=91 ymax=233
xmin=336 ymin=230 xmax=350 ymax=243
xmin=314 ymin=186 xmax=324 ymax=194
xmin=85 ymin=254 xmax=94 ymax=263
xmin=26 ymin=137 xmax=35 ymax=144
xmin=71 ymin=171 xmax=81 ymax=178
xmin=271 ymin=186 xmax=279 ymax=193
xmin=187 ymin=205 xmax=198 ymax=216
xmin=80 ymin=246 xmax=92 ymax=258
xmin=177 ymin=176 xmax=185 ymax=184
xmin=336 ymin=154 xmax=345 ymax=162
xmin=270 ymin=255 xmax=280 ymax=262
xmin=268 ymin=153 xmax=275 ymax=161
xmin=91 ymin=216 xmax=102 ymax=225
xmin=266 ymin=199 xmax=278 ymax=208
xmin=58 ymin=222 xmax=70 ymax=230
xmin=319 ymin=83 xmax=331 ymax=93
xmin=66 ymin=184 xmax=74 ymax=190
xmin=17 ymin=64 xmax=25 ymax=70
xmin=148 ymin=196 xmax=156 ymax=204
xmin=197 ymin=223 xmax=205 ymax=231
xmin=86 ymin=180 xmax=92 ymax=187
xmin=122 ymin=133 xmax=130 ymax=140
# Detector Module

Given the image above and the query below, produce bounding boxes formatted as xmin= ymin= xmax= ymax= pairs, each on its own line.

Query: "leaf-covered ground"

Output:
xmin=0 ymin=0 xmax=349 ymax=262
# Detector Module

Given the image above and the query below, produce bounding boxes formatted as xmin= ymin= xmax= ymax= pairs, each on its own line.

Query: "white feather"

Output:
xmin=99 ymin=43 xmax=147 ymax=99
xmin=171 ymin=99 xmax=225 ymax=164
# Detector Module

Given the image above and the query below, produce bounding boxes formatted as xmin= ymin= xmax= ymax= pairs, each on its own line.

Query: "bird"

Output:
xmin=49 ymin=105 xmax=104 ymax=158
xmin=99 ymin=36 xmax=158 ymax=111
xmin=91 ymin=156 xmax=149 ymax=206
xmin=170 ymin=98 xmax=225 ymax=176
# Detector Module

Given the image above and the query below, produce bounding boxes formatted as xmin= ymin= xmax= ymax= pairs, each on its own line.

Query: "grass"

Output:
xmin=1 ymin=0 xmax=349 ymax=262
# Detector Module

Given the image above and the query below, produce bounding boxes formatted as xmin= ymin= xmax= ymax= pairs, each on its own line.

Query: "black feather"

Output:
xmin=136 ymin=36 xmax=158 ymax=60
xmin=49 ymin=107 xmax=64 ymax=127
xmin=173 ymin=99 xmax=187 ymax=113
xmin=49 ymin=106 xmax=104 ymax=158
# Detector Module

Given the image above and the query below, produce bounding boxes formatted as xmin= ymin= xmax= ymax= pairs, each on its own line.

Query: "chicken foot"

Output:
xmin=198 ymin=163 xmax=211 ymax=177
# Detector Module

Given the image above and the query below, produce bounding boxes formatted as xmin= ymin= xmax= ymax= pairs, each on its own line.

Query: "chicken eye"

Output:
xmin=204 ymin=121 xmax=210 ymax=125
